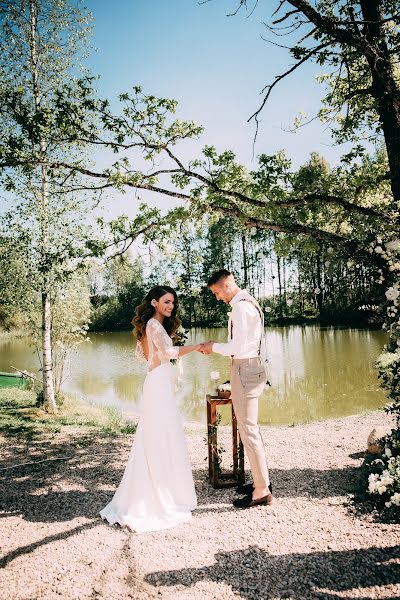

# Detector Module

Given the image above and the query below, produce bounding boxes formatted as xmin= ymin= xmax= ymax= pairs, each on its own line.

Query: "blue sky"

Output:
xmin=86 ymin=0 xmax=340 ymax=165
xmin=83 ymin=0 xmax=351 ymax=218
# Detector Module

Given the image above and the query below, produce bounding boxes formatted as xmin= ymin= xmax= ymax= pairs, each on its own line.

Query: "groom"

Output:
xmin=200 ymin=270 xmax=273 ymax=509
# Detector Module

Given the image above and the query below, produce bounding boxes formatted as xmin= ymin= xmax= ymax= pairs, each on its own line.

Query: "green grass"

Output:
xmin=0 ymin=388 xmax=137 ymax=439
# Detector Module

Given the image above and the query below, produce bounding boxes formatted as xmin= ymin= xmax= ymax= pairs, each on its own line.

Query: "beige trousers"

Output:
xmin=231 ymin=357 xmax=270 ymax=489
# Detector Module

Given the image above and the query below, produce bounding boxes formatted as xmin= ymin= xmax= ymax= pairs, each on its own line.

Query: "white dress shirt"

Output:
xmin=212 ymin=289 xmax=263 ymax=359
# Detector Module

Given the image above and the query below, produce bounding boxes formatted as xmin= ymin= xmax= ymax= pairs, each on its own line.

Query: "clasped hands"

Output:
xmin=197 ymin=341 xmax=214 ymax=355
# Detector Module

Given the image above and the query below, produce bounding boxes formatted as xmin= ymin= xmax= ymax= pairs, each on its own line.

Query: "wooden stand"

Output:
xmin=206 ymin=394 xmax=245 ymax=489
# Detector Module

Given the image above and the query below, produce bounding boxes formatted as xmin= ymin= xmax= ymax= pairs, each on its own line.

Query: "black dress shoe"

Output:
xmin=236 ymin=482 xmax=273 ymax=495
xmin=233 ymin=493 xmax=273 ymax=509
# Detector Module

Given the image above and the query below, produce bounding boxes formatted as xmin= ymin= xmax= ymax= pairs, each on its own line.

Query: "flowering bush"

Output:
xmin=368 ymin=441 xmax=400 ymax=510
xmin=367 ymin=237 xmax=400 ymax=518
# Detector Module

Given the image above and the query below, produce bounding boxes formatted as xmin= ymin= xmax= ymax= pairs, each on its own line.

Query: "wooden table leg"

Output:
xmin=206 ymin=396 xmax=212 ymax=480
xmin=210 ymin=401 xmax=218 ymax=487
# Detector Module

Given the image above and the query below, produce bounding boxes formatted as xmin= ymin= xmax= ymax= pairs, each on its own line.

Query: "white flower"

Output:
xmin=218 ymin=383 xmax=231 ymax=391
xmin=162 ymin=242 xmax=173 ymax=256
xmin=287 ymin=299 xmax=293 ymax=306
xmin=385 ymin=446 xmax=392 ymax=458
xmin=210 ymin=371 xmax=220 ymax=381
xmin=376 ymin=352 xmax=398 ymax=368
xmin=314 ymin=288 xmax=321 ymax=294
xmin=391 ymin=492 xmax=400 ymax=506
xmin=265 ymin=306 xmax=272 ymax=313
xmin=368 ymin=473 xmax=380 ymax=493
xmin=386 ymin=240 xmax=400 ymax=253
xmin=377 ymin=485 xmax=387 ymax=494
xmin=375 ymin=246 xmax=383 ymax=254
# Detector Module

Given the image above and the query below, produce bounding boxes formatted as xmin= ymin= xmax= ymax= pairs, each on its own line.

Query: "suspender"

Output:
xmin=230 ymin=297 xmax=264 ymax=357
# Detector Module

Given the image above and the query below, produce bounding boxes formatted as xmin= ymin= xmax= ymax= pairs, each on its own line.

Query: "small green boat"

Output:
xmin=0 ymin=371 xmax=27 ymax=389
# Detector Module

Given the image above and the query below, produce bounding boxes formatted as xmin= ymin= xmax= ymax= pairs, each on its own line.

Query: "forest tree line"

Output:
xmin=0 ymin=151 xmax=387 ymax=333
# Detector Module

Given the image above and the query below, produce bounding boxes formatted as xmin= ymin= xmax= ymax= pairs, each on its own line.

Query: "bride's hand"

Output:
xmin=199 ymin=341 xmax=213 ymax=355
xmin=197 ymin=342 xmax=213 ymax=355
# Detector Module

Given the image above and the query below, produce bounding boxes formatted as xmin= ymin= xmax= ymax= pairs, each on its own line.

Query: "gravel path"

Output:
xmin=0 ymin=411 xmax=399 ymax=600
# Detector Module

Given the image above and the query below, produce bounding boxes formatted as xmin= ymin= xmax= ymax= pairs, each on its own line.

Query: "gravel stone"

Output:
xmin=0 ymin=410 xmax=399 ymax=599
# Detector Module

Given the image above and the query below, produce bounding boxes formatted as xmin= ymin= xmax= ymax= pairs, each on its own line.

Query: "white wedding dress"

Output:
xmin=99 ymin=318 xmax=197 ymax=532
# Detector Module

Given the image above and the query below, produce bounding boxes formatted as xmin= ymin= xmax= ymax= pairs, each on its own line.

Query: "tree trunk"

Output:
xmin=360 ymin=0 xmax=400 ymax=206
xmin=297 ymin=260 xmax=304 ymax=314
xmin=29 ymin=0 xmax=57 ymax=412
xmin=42 ymin=289 xmax=56 ymax=411
xmin=316 ymin=253 xmax=323 ymax=314
xmin=241 ymin=234 xmax=248 ymax=288
xmin=283 ymin=257 xmax=287 ymax=307
xmin=276 ymin=254 xmax=284 ymax=319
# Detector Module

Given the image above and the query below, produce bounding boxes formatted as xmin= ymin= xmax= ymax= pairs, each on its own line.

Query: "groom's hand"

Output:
xmin=199 ymin=341 xmax=214 ymax=355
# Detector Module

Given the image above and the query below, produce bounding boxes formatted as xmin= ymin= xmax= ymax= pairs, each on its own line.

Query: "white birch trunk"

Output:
xmin=29 ymin=0 xmax=57 ymax=412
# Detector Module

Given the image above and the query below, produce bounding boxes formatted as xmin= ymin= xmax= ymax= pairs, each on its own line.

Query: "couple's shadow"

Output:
xmin=145 ymin=544 xmax=400 ymax=599
xmin=0 ymin=455 xmax=364 ymax=523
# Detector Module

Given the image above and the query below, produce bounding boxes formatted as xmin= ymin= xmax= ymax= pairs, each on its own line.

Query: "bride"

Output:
xmin=99 ymin=285 xmax=200 ymax=532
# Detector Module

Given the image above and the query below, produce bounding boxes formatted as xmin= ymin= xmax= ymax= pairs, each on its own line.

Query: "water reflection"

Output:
xmin=0 ymin=326 xmax=388 ymax=425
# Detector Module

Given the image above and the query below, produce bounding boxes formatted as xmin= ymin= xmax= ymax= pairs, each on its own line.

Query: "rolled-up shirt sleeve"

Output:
xmin=212 ymin=303 xmax=251 ymax=356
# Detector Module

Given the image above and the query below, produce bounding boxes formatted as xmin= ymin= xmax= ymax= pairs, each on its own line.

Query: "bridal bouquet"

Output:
xmin=171 ymin=327 xmax=189 ymax=365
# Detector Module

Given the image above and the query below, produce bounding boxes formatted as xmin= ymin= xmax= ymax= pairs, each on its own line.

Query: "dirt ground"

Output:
xmin=0 ymin=410 xmax=399 ymax=600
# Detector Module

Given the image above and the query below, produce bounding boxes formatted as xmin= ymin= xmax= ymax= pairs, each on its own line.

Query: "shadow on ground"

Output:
xmin=0 ymin=420 xmax=365 ymax=524
xmin=145 ymin=544 xmax=400 ymax=600
xmin=1 ymin=430 xmax=363 ymax=524
xmin=0 ymin=433 xmax=128 ymax=522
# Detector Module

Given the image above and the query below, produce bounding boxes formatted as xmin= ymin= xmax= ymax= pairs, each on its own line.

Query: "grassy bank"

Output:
xmin=0 ymin=388 xmax=137 ymax=438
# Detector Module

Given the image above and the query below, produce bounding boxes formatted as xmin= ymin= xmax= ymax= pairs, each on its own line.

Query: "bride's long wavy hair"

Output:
xmin=132 ymin=285 xmax=181 ymax=341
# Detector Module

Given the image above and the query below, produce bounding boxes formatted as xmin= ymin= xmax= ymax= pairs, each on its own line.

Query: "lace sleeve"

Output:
xmin=135 ymin=340 xmax=146 ymax=363
xmin=146 ymin=319 xmax=179 ymax=361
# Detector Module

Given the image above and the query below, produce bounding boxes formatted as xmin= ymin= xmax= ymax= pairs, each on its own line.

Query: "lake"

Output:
xmin=0 ymin=326 xmax=388 ymax=425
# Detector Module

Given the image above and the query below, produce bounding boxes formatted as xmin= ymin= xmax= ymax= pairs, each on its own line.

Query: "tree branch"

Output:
xmin=284 ymin=0 xmax=365 ymax=50
xmin=277 ymin=193 xmax=390 ymax=220
xmin=248 ymin=42 xmax=329 ymax=124
xmin=211 ymin=202 xmax=347 ymax=244
xmin=49 ymin=159 xmax=391 ymax=222
xmin=343 ymin=87 xmax=373 ymax=101
xmin=272 ymin=8 xmax=300 ymax=25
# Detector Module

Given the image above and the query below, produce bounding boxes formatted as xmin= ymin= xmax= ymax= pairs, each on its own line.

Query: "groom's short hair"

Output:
xmin=207 ymin=269 xmax=232 ymax=287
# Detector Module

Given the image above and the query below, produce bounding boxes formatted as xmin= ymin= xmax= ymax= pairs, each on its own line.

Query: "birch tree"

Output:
xmin=0 ymin=0 xmax=94 ymax=410
xmin=0 ymin=1 xmax=156 ymax=411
